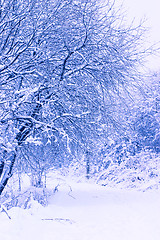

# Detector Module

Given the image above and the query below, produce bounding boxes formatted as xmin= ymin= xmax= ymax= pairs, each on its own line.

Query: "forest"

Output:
xmin=0 ymin=0 xmax=160 ymax=209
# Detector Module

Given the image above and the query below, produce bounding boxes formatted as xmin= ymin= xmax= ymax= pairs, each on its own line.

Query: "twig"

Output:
xmin=0 ymin=205 xmax=11 ymax=219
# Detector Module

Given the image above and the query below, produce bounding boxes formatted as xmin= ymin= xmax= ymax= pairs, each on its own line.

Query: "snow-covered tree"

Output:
xmin=0 ymin=0 xmax=150 ymax=194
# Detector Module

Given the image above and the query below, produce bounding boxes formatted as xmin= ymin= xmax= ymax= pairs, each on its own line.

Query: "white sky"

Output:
xmin=122 ymin=0 xmax=160 ymax=71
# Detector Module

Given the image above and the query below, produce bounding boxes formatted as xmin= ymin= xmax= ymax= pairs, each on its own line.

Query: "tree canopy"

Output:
xmin=0 ymin=0 xmax=151 ymax=193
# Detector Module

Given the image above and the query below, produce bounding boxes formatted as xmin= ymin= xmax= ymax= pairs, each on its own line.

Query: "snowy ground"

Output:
xmin=0 ymin=178 xmax=160 ymax=240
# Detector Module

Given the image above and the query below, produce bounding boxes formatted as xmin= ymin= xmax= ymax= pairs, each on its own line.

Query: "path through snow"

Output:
xmin=0 ymin=181 xmax=160 ymax=240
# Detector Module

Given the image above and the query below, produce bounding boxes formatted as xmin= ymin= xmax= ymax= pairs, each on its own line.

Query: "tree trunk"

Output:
xmin=0 ymin=151 xmax=16 ymax=195
xmin=0 ymin=161 xmax=4 ymax=178
xmin=86 ymin=151 xmax=90 ymax=180
xmin=0 ymin=103 xmax=42 ymax=196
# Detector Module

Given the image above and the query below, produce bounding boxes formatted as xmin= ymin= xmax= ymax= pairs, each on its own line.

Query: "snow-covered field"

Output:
xmin=0 ymin=177 xmax=160 ymax=240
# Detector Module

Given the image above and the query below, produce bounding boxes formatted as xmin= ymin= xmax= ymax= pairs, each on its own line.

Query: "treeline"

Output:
xmin=0 ymin=0 xmax=158 ymax=194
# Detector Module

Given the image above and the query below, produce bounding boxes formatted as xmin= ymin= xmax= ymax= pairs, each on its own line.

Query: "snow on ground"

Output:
xmin=0 ymin=178 xmax=160 ymax=240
